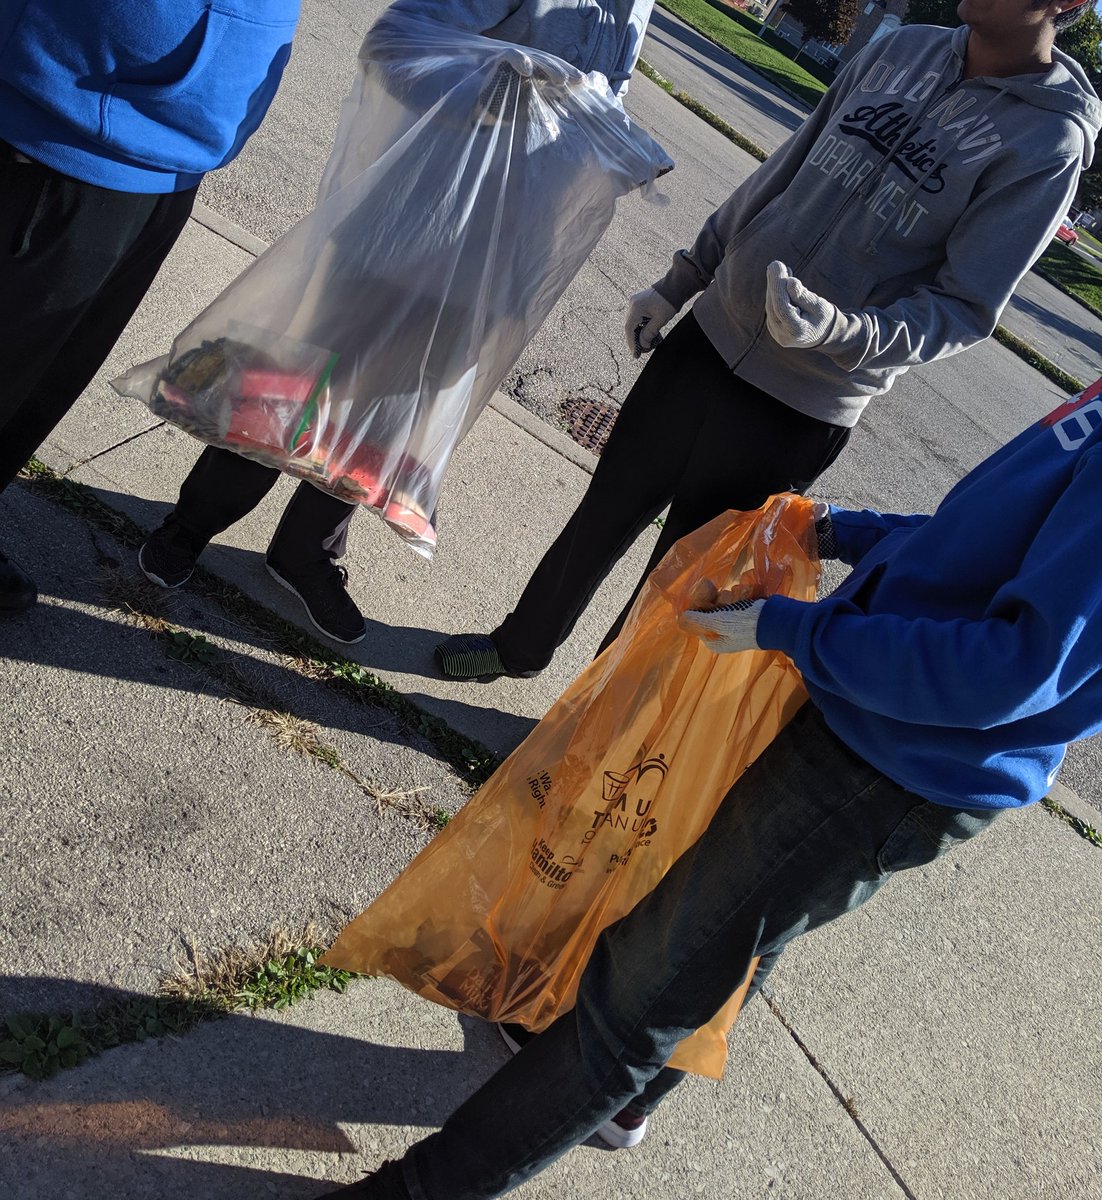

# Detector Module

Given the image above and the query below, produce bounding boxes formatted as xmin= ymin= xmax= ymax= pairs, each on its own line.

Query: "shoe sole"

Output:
xmin=497 ymin=1024 xmax=646 ymax=1149
xmin=595 ymin=1115 xmax=647 ymax=1149
xmin=138 ymin=544 xmax=192 ymax=590
xmin=266 ymin=564 xmax=366 ymax=645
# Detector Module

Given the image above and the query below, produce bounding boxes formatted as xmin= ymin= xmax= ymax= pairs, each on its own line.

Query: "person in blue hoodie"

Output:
xmin=0 ymin=0 xmax=302 ymax=613
xmin=316 ymin=376 xmax=1102 ymax=1199
xmin=135 ymin=0 xmax=658 ymax=647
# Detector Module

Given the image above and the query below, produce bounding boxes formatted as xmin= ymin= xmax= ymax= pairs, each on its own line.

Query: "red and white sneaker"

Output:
xmin=596 ymin=1107 xmax=648 ymax=1149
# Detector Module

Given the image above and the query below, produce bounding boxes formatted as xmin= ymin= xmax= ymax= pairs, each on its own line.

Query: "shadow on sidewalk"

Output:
xmin=1 ymin=480 xmax=537 ymax=763
xmin=0 ymin=977 xmax=516 ymax=1200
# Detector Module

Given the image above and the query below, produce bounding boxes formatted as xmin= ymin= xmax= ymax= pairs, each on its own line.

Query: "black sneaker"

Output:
xmin=497 ymin=1022 xmax=648 ymax=1148
xmin=267 ymin=558 xmax=366 ymax=644
xmin=0 ymin=549 xmax=36 ymax=612
xmin=139 ymin=523 xmax=201 ymax=589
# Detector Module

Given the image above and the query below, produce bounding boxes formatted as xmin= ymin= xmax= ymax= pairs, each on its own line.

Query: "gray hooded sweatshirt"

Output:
xmin=655 ymin=23 xmax=1101 ymax=428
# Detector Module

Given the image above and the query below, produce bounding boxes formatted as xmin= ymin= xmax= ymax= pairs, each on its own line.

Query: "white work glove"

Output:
xmin=678 ymin=598 xmax=765 ymax=654
xmin=477 ymin=51 xmax=536 ymax=123
xmin=499 ymin=49 xmax=585 ymax=87
xmin=811 ymin=500 xmax=839 ymax=560
xmin=479 ymin=53 xmax=585 ymax=123
xmin=534 ymin=59 xmax=587 ymax=88
xmin=764 ymin=261 xmax=866 ymax=361
xmin=625 ymin=287 xmax=677 ymax=358
xmin=500 ymin=48 xmax=535 ymax=77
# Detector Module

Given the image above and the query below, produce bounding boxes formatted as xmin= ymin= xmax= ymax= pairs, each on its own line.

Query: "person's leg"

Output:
xmin=0 ymin=151 xmax=197 ymax=490
xmin=394 ymin=704 xmax=996 ymax=1200
xmin=512 ymin=946 xmax=781 ymax=1133
xmin=139 ymin=446 xmax=287 ymax=588
xmin=144 ymin=455 xmax=367 ymax=643
xmin=436 ymin=312 xmax=735 ymax=679
xmin=172 ymin=447 xmax=287 ymax=544
xmin=596 ymin=379 xmax=850 ymax=656
xmin=264 ymin=482 xmax=366 ymax=644
xmin=267 ymin=482 xmax=358 ymax=568
xmin=0 ymin=147 xmax=195 ymax=608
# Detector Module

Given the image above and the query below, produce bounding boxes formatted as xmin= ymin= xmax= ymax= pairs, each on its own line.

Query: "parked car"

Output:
xmin=1055 ymin=221 xmax=1079 ymax=246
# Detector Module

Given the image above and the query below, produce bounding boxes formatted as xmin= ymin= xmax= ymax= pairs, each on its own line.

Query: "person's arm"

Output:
xmin=756 ymin=450 xmax=1102 ymax=728
xmin=826 ymin=506 xmax=931 ymax=567
xmin=775 ymin=152 xmax=1082 ymax=373
xmin=373 ymin=0 xmax=522 ymax=36
xmin=652 ymin=47 xmax=876 ymax=310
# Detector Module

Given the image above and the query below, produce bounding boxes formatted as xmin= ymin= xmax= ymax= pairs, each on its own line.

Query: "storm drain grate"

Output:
xmin=561 ymin=394 xmax=619 ymax=455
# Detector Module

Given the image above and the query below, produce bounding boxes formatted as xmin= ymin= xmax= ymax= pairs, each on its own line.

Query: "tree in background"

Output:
xmin=902 ymin=0 xmax=1102 ymax=214
xmin=902 ymin=0 xmax=960 ymax=26
xmin=782 ymin=0 xmax=859 ymax=49
xmin=1056 ymin=6 xmax=1102 ymax=213
xmin=1058 ymin=5 xmax=1102 ymax=86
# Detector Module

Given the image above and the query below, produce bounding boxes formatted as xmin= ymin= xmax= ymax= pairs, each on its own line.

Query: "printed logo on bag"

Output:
xmin=529 ymin=837 xmax=581 ymax=890
xmin=527 ymin=771 xmax=553 ymax=809
xmin=582 ymin=753 xmax=668 ymax=857
xmin=457 ymin=966 xmax=497 ymax=1009
xmin=1040 ymin=378 xmax=1102 ymax=450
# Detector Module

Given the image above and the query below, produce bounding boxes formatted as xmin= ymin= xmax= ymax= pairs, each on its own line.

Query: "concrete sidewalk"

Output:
xmin=1 ymin=208 xmax=1100 ymax=1200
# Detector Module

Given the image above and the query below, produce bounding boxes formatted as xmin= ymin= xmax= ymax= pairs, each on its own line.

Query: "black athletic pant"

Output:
xmin=163 ymin=446 xmax=357 ymax=568
xmin=0 ymin=143 xmax=197 ymax=493
xmin=492 ymin=311 xmax=852 ymax=675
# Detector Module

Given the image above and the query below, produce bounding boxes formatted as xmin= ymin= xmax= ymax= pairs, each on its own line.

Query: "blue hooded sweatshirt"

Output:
xmin=0 ymin=1 xmax=300 ymax=193
xmin=757 ymin=381 xmax=1102 ymax=811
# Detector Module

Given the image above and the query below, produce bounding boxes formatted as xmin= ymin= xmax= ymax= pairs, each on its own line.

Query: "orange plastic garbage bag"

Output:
xmin=323 ymin=494 xmax=818 ymax=1078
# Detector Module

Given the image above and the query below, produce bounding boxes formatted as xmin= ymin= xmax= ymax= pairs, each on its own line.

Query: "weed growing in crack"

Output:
xmin=162 ymin=926 xmax=358 ymax=1012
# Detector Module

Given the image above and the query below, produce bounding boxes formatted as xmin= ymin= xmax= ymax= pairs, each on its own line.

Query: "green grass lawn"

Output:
xmin=1075 ymin=225 xmax=1102 ymax=255
xmin=657 ymin=0 xmax=827 ymax=108
xmin=1035 ymin=242 xmax=1102 ymax=318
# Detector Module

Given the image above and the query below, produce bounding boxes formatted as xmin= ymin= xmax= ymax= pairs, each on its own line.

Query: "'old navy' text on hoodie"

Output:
xmin=657 ymin=23 xmax=1102 ymax=427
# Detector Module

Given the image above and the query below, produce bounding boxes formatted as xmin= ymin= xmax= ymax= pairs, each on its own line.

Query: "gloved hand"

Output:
xmin=625 ymin=287 xmax=677 ymax=358
xmin=764 ymin=261 xmax=866 ymax=361
xmin=811 ymin=499 xmax=839 ymax=560
xmin=677 ymin=597 xmax=765 ymax=654
xmin=533 ymin=59 xmax=587 ymax=88
xmin=500 ymin=48 xmax=535 ymax=77
xmin=476 ymin=52 xmax=534 ymax=124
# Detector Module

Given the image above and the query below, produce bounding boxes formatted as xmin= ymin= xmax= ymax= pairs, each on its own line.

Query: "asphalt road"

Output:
xmin=197 ymin=0 xmax=1102 ymax=808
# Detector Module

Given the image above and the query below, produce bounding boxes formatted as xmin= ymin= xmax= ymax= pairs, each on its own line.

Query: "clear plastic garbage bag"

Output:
xmin=112 ymin=14 xmax=673 ymax=556
xmin=323 ymin=496 xmax=818 ymax=1078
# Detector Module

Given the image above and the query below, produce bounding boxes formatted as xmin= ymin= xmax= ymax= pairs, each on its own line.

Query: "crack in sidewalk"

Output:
xmin=763 ymin=993 xmax=919 ymax=1200
xmin=59 ymin=420 xmax=167 ymax=478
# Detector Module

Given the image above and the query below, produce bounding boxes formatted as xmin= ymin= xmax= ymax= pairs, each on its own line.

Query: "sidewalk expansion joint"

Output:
xmin=1040 ymin=793 xmax=1102 ymax=850
xmin=59 ymin=420 xmax=167 ymax=478
xmin=763 ymin=994 xmax=918 ymax=1200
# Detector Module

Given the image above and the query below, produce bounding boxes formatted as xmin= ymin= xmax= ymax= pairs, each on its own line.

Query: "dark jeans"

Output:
xmin=492 ymin=311 xmax=851 ymax=674
xmin=0 ymin=143 xmax=197 ymax=492
xmin=160 ymin=445 xmax=357 ymax=568
xmin=399 ymin=703 xmax=999 ymax=1199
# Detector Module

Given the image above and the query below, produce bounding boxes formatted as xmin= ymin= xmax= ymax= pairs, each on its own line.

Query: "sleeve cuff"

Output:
xmin=820 ymin=309 xmax=872 ymax=371
xmin=756 ymin=594 xmax=813 ymax=658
